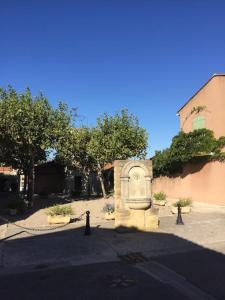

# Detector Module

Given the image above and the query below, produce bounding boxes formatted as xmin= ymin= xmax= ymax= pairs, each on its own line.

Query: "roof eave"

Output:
xmin=177 ymin=74 xmax=225 ymax=114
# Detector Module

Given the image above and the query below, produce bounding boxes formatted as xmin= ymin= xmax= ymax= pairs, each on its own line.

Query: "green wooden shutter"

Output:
xmin=192 ymin=116 xmax=205 ymax=130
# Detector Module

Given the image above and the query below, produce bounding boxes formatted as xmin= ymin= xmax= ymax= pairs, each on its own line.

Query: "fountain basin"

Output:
xmin=126 ymin=197 xmax=151 ymax=210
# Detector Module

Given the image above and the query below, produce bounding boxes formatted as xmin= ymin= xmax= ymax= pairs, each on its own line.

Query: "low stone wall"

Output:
xmin=152 ymin=161 xmax=225 ymax=205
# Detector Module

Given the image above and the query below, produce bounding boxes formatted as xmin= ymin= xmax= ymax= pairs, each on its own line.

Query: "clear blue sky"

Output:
xmin=1 ymin=0 xmax=225 ymax=156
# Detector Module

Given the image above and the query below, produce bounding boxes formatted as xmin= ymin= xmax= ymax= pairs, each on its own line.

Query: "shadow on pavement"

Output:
xmin=0 ymin=222 xmax=225 ymax=299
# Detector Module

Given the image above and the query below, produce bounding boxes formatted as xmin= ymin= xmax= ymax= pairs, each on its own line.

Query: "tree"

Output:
xmin=0 ymin=86 xmax=71 ymax=204
xmin=56 ymin=126 xmax=96 ymax=194
xmin=55 ymin=109 xmax=148 ymax=198
xmin=152 ymin=149 xmax=175 ymax=177
xmin=57 ymin=127 xmax=94 ymax=169
xmin=87 ymin=109 xmax=148 ymax=198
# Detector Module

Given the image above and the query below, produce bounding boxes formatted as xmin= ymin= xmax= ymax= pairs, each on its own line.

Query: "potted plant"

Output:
xmin=153 ymin=191 xmax=167 ymax=206
xmin=102 ymin=203 xmax=115 ymax=220
xmin=171 ymin=198 xmax=192 ymax=214
xmin=46 ymin=204 xmax=74 ymax=224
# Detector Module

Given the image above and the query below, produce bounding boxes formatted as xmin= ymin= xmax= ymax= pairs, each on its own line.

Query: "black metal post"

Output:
xmin=176 ymin=204 xmax=184 ymax=225
xmin=84 ymin=210 xmax=91 ymax=235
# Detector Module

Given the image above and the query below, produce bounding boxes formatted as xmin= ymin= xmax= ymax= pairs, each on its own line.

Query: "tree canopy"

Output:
xmin=0 ymin=86 xmax=71 ymax=203
xmin=87 ymin=109 xmax=148 ymax=165
xmin=86 ymin=109 xmax=148 ymax=197
xmin=0 ymin=86 xmax=149 ymax=200
xmin=57 ymin=109 xmax=148 ymax=198
xmin=56 ymin=126 xmax=95 ymax=172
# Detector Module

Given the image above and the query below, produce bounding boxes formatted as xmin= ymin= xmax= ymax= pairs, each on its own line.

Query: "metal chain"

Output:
xmin=0 ymin=211 xmax=86 ymax=232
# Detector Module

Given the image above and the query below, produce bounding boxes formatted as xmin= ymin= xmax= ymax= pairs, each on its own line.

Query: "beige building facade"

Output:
xmin=178 ymin=74 xmax=225 ymax=138
xmin=153 ymin=74 xmax=225 ymax=205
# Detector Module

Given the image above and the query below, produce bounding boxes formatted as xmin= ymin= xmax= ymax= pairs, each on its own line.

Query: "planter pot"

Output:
xmin=153 ymin=200 xmax=166 ymax=206
xmin=9 ymin=208 xmax=17 ymax=216
xmin=171 ymin=206 xmax=191 ymax=214
xmin=104 ymin=212 xmax=115 ymax=220
xmin=47 ymin=215 xmax=71 ymax=224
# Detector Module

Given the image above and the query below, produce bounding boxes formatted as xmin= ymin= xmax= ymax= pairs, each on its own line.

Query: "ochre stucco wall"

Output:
xmin=157 ymin=75 xmax=225 ymax=205
xmin=179 ymin=75 xmax=225 ymax=138
xmin=152 ymin=161 xmax=225 ymax=205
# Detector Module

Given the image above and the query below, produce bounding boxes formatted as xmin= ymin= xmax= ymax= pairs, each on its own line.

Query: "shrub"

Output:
xmin=173 ymin=198 xmax=192 ymax=207
xmin=46 ymin=205 xmax=74 ymax=216
xmin=102 ymin=203 xmax=115 ymax=213
xmin=153 ymin=191 xmax=166 ymax=201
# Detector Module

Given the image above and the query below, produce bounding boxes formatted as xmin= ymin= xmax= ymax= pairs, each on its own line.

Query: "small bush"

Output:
xmin=102 ymin=203 xmax=115 ymax=213
xmin=173 ymin=198 xmax=192 ymax=207
xmin=153 ymin=191 xmax=166 ymax=201
xmin=46 ymin=205 xmax=74 ymax=216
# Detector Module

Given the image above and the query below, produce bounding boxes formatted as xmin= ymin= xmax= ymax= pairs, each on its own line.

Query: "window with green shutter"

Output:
xmin=192 ymin=116 xmax=205 ymax=130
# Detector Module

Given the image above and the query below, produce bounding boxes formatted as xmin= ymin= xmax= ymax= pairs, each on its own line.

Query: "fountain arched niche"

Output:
xmin=120 ymin=160 xmax=152 ymax=210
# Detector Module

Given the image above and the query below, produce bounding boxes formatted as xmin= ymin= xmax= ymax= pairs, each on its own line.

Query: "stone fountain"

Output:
xmin=114 ymin=160 xmax=159 ymax=232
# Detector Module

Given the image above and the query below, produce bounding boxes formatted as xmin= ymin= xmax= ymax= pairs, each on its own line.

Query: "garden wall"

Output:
xmin=152 ymin=161 xmax=225 ymax=205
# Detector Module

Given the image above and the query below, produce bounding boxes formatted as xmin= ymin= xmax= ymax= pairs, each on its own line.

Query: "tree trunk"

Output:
xmin=83 ymin=169 xmax=90 ymax=197
xmin=27 ymin=157 xmax=35 ymax=207
xmin=23 ymin=172 xmax=28 ymax=196
xmin=97 ymin=165 xmax=106 ymax=198
xmin=16 ymin=171 xmax=21 ymax=194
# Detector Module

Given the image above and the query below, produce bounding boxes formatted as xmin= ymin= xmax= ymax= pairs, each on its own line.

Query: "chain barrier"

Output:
xmin=0 ymin=211 xmax=86 ymax=232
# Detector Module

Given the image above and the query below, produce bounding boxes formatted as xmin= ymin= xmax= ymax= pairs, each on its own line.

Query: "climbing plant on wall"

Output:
xmin=153 ymin=129 xmax=225 ymax=178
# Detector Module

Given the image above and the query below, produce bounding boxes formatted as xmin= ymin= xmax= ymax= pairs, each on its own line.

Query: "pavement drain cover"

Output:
xmin=118 ymin=252 xmax=148 ymax=264
xmin=106 ymin=274 xmax=136 ymax=288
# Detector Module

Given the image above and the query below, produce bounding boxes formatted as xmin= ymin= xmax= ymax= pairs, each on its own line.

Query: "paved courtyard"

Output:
xmin=1 ymin=199 xmax=225 ymax=299
xmin=0 ymin=261 xmax=193 ymax=300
